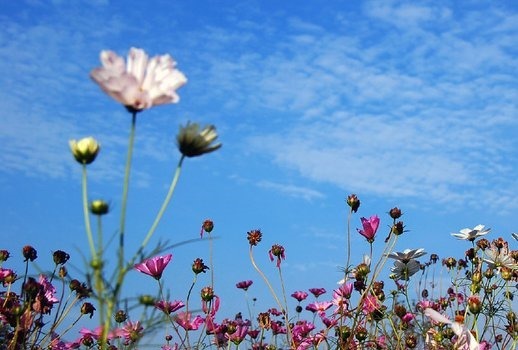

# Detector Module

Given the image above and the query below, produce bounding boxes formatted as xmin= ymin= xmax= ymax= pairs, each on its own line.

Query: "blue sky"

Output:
xmin=1 ymin=0 xmax=517 ymax=322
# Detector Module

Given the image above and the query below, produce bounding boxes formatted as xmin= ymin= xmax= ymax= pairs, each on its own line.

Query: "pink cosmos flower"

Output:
xmin=269 ymin=244 xmax=286 ymax=267
xmin=175 ymin=312 xmax=205 ymax=331
xmin=134 ymin=254 xmax=172 ymax=280
xmin=226 ymin=324 xmax=249 ymax=345
xmin=90 ymin=47 xmax=187 ymax=111
xmin=362 ymin=295 xmax=381 ymax=314
xmin=309 ymin=288 xmax=326 ymax=298
xmin=235 ymin=280 xmax=253 ymax=290
xmin=291 ymin=291 xmax=309 ymax=302
xmin=357 ymin=215 xmax=380 ymax=243
xmin=305 ymin=301 xmax=333 ymax=316
xmin=121 ymin=321 xmax=144 ymax=344
xmin=39 ymin=274 xmax=59 ymax=304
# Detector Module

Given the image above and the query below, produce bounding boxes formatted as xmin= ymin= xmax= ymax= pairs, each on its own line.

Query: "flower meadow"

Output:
xmin=1 ymin=47 xmax=517 ymax=350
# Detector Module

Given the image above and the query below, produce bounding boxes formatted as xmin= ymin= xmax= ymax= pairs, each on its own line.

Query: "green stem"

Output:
xmin=119 ymin=111 xmax=137 ymax=270
xmin=81 ymin=165 xmax=95 ymax=257
xmin=140 ymin=155 xmax=185 ymax=251
xmin=249 ymin=246 xmax=284 ymax=312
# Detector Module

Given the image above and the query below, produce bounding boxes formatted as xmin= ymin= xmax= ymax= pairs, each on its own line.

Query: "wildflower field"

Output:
xmin=1 ymin=47 xmax=517 ymax=350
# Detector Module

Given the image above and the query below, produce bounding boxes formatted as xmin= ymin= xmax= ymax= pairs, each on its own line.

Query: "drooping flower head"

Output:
xmin=69 ymin=137 xmax=100 ymax=165
xmin=269 ymin=244 xmax=286 ymax=267
xmin=200 ymin=219 xmax=214 ymax=238
xmin=309 ymin=288 xmax=327 ymax=298
xmin=291 ymin=291 xmax=309 ymax=302
xmin=451 ymin=224 xmax=491 ymax=242
xmin=155 ymin=300 xmax=185 ymax=314
xmin=90 ymin=47 xmax=187 ymax=112
xmin=387 ymin=248 xmax=427 ymax=263
xmin=390 ymin=259 xmax=421 ymax=281
xmin=177 ymin=122 xmax=222 ymax=158
xmin=134 ymin=254 xmax=172 ymax=280
xmin=357 ymin=215 xmax=380 ymax=243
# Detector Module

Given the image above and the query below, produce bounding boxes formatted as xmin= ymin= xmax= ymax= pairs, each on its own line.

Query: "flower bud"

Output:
xmin=467 ymin=296 xmax=482 ymax=314
xmin=139 ymin=295 xmax=156 ymax=306
xmin=192 ymin=258 xmax=209 ymax=274
xmin=201 ymin=286 xmax=214 ymax=302
xmin=346 ymin=194 xmax=360 ymax=213
xmin=59 ymin=266 xmax=68 ymax=278
xmin=81 ymin=302 xmax=96 ymax=318
xmin=391 ymin=221 xmax=405 ymax=236
xmin=389 ymin=207 xmax=403 ymax=219
xmin=501 ymin=267 xmax=513 ymax=281
xmin=177 ymin=123 xmax=221 ymax=158
xmin=69 ymin=137 xmax=100 ymax=165
xmin=202 ymin=219 xmax=214 ymax=233
xmin=22 ymin=245 xmax=38 ymax=261
xmin=0 ymin=250 xmax=10 ymax=262
xmin=355 ymin=326 xmax=368 ymax=342
xmin=53 ymin=250 xmax=70 ymax=265
xmin=115 ymin=310 xmax=128 ymax=323
xmin=90 ymin=200 xmax=109 ymax=215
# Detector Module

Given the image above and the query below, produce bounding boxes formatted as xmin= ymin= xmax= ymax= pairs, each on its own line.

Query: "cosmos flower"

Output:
xmin=357 ymin=215 xmax=380 ymax=243
xmin=236 ymin=280 xmax=253 ymax=291
xmin=482 ymin=240 xmax=518 ymax=270
xmin=90 ymin=47 xmax=187 ymax=111
xmin=390 ymin=259 xmax=421 ymax=280
xmin=177 ymin=122 xmax=222 ymax=158
xmin=387 ymin=248 xmax=427 ymax=263
xmin=308 ymin=288 xmax=326 ymax=298
xmin=291 ymin=291 xmax=309 ymax=302
xmin=451 ymin=225 xmax=491 ymax=241
xmin=175 ymin=312 xmax=205 ymax=331
xmin=155 ymin=300 xmax=185 ymax=314
xmin=424 ymin=308 xmax=479 ymax=350
xmin=269 ymin=244 xmax=286 ymax=267
xmin=134 ymin=254 xmax=173 ymax=280
xmin=305 ymin=301 xmax=333 ymax=315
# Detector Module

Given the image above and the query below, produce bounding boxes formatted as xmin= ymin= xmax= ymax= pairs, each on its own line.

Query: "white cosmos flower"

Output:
xmin=482 ymin=241 xmax=518 ymax=270
xmin=451 ymin=225 xmax=491 ymax=241
xmin=424 ymin=308 xmax=479 ymax=350
xmin=387 ymin=248 xmax=427 ymax=263
xmin=390 ymin=259 xmax=421 ymax=280
xmin=90 ymin=47 xmax=187 ymax=111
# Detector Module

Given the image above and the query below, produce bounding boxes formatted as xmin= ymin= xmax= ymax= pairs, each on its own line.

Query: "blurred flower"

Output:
xmin=155 ymin=300 xmax=185 ymax=314
xmin=389 ymin=207 xmax=403 ymax=219
xmin=362 ymin=295 xmax=381 ymax=314
xmin=390 ymin=260 xmax=421 ymax=280
xmin=90 ymin=47 xmax=187 ymax=111
xmin=134 ymin=254 xmax=172 ymax=280
xmin=175 ymin=312 xmax=204 ymax=331
xmin=0 ymin=250 xmax=10 ymax=262
xmin=52 ymin=250 xmax=70 ymax=265
xmin=387 ymin=248 xmax=427 ymax=263
xmin=200 ymin=219 xmax=214 ymax=237
xmin=236 ymin=280 xmax=253 ymax=291
xmin=177 ymin=122 xmax=222 ymax=157
xmin=357 ymin=215 xmax=380 ymax=243
xmin=121 ymin=320 xmax=144 ymax=344
xmin=69 ymin=137 xmax=100 ymax=165
xmin=451 ymin=224 xmax=491 ymax=241
xmin=80 ymin=302 xmax=96 ymax=318
xmin=424 ymin=308 xmax=479 ymax=350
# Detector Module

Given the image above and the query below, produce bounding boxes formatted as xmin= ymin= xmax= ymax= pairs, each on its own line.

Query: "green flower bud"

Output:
xmin=69 ymin=137 xmax=100 ymax=165
xmin=177 ymin=122 xmax=221 ymax=157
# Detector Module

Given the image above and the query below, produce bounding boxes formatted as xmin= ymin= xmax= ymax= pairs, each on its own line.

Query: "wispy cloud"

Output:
xmin=257 ymin=180 xmax=325 ymax=201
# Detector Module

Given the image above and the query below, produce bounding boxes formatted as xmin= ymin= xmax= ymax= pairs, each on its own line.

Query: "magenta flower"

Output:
xmin=291 ymin=291 xmax=309 ymax=302
xmin=362 ymin=295 xmax=381 ymax=314
xmin=357 ymin=215 xmax=380 ymax=243
xmin=309 ymin=288 xmax=327 ymax=298
xmin=121 ymin=321 xmax=144 ymax=344
xmin=235 ymin=280 xmax=253 ymax=291
xmin=134 ymin=254 xmax=172 ymax=280
xmin=155 ymin=300 xmax=185 ymax=314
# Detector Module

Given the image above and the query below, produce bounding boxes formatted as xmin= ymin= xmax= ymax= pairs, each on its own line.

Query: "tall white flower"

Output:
xmin=390 ymin=259 xmax=421 ymax=280
xmin=451 ymin=225 xmax=490 ymax=241
xmin=90 ymin=47 xmax=187 ymax=111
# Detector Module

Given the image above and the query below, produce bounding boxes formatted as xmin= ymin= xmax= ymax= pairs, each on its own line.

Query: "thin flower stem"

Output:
xmin=119 ymin=111 xmax=137 ymax=270
xmin=249 ymin=246 xmax=284 ymax=313
xmin=140 ymin=155 xmax=185 ymax=251
xmin=277 ymin=266 xmax=293 ymax=347
xmin=345 ymin=208 xmax=353 ymax=281
xmin=81 ymin=165 xmax=95 ymax=258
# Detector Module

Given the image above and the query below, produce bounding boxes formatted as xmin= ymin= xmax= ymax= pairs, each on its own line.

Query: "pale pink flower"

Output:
xmin=134 ymin=254 xmax=173 ymax=280
xmin=424 ymin=308 xmax=480 ymax=350
xmin=357 ymin=215 xmax=380 ymax=243
xmin=155 ymin=300 xmax=185 ymax=314
xmin=362 ymin=295 xmax=381 ymax=314
xmin=305 ymin=301 xmax=333 ymax=316
xmin=90 ymin=47 xmax=187 ymax=111
xmin=175 ymin=312 xmax=204 ymax=331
